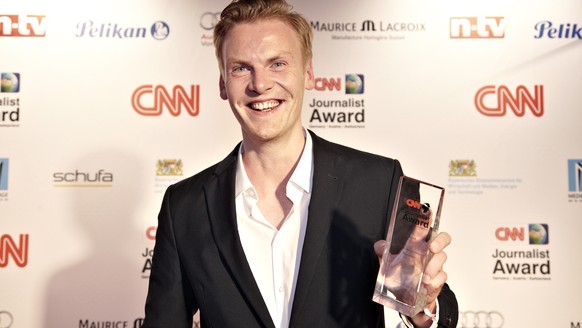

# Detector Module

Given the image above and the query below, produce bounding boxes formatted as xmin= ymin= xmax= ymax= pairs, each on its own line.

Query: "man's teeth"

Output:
xmin=250 ymin=100 xmax=280 ymax=111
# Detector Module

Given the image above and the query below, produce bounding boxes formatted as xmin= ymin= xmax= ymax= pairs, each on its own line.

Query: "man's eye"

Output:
xmin=232 ymin=66 xmax=250 ymax=73
xmin=272 ymin=62 xmax=286 ymax=68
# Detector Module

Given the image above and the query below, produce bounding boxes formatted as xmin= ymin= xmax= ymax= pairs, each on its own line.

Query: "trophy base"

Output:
xmin=373 ymin=279 xmax=426 ymax=318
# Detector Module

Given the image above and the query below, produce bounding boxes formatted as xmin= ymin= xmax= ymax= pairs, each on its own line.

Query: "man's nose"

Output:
xmin=249 ymin=68 xmax=273 ymax=94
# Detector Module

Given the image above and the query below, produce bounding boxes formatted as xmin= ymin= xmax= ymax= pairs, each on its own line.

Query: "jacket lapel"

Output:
xmin=204 ymin=145 xmax=275 ymax=328
xmin=290 ymin=131 xmax=344 ymax=325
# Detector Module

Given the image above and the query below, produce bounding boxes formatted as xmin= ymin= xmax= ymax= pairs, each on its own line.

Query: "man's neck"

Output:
xmin=241 ymin=128 xmax=306 ymax=228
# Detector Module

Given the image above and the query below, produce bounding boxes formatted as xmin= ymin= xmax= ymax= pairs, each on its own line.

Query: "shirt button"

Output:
xmin=278 ymin=287 xmax=284 ymax=293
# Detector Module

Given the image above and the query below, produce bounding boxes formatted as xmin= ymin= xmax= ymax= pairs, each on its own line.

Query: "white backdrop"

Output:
xmin=1 ymin=0 xmax=581 ymax=327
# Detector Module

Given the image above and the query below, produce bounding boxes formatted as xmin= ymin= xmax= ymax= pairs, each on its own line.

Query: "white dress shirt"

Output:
xmin=235 ymin=132 xmax=313 ymax=328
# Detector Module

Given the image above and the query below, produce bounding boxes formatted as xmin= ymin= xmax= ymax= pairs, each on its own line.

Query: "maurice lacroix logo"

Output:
xmin=311 ymin=19 xmax=426 ymax=41
xmin=76 ymin=20 xmax=170 ymax=40
xmin=1 ymin=73 xmax=20 ymax=127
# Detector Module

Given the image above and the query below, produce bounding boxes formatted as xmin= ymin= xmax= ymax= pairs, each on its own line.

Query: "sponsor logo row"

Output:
xmin=0 ymin=158 xmax=579 ymax=190
xmin=1 ymin=14 xmax=580 ymax=41
xmin=1 ymin=72 xmax=548 ymax=126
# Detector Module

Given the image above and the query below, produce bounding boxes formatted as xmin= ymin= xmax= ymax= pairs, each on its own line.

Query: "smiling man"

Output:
xmin=142 ymin=1 xmax=458 ymax=327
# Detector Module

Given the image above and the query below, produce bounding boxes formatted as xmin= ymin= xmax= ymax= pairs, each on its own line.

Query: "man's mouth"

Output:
xmin=248 ymin=100 xmax=281 ymax=112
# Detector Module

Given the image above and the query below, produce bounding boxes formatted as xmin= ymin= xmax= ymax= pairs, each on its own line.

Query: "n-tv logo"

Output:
xmin=568 ymin=160 xmax=582 ymax=192
xmin=0 ymin=15 xmax=46 ymax=37
xmin=132 ymin=85 xmax=200 ymax=116
xmin=0 ymin=159 xmax=8 ymax=190
xmin=0 ymin=234 xmax=29 ymax=268
xmin=450 ymin=17 xmax=507 ymax=38
xmin=314 ymin=74 xmax=364 ymax=94
xmin=475 ymin=85 xmax=544 ymax=117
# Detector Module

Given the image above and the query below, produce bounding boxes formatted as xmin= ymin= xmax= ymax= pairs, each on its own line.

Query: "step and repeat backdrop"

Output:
xmin=1 ymin=0 xmax=581 ymax=327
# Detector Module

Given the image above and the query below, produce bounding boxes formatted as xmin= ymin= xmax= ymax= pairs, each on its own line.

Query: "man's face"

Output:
xmin=219 ymin=19 xmax=314 ymax=144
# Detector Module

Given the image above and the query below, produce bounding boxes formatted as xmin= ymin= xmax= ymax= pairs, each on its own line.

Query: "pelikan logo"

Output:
xmin=76 ymin=20 xmax=170 ymax=40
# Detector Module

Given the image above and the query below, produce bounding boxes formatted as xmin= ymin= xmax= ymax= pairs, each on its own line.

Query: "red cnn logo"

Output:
xmin=495 ymin=227 xmax=524 ymax=241
xmin=475 ymin=85 xmax=544 ymax=117
xmin=132 ymin=85 xmax=200 ymax=116
xmin=0 ymin=234 xmax=29 ymax=268
xmin=406 ymin=199 xmax=421 ymax=209
xmin=146 ymin=226 xmax=157 ymax=241
xmin=314 ymin=77 xmax=341 ymax=91
xmin=0 ymin=15 xmax=47 ymax=37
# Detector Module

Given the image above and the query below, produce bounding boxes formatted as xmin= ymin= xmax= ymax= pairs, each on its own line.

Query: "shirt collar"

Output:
xmin=235 ymin=129 xmax=314 ymax=197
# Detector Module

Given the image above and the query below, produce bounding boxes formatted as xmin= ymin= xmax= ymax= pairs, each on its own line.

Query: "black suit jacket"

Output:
xmin=143 ymin=131 xmax=458 ymax=328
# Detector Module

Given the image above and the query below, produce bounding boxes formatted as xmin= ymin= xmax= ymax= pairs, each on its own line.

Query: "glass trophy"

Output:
xmin=373 ymin=175 xmax=444 ymax=317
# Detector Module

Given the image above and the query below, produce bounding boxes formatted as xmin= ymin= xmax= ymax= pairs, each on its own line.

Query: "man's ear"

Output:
xmin=304 ymin=58 xmax=315 ymax=90
xmin=219 ymin=75 xmax=228 ymax=100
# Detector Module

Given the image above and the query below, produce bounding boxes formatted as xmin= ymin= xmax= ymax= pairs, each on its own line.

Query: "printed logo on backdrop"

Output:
xmin=475 ymin=85 xmax=544 ymax=117
xmin=79 ymin=318 xmax=146 ymax=328
xmin=308 ymin=74 xmax=365 ymax=129
xmin=492 ymin=223 xmax=551 ymax=281
xmin=132 ymin=85 xmax=200 ymax=116
xmin=76 ymin=20 xmax=169 ymax=40
xmin=568 ymin=159 xmax=582 ymax=203
xmin=459 ymin=311 xmax=504 ymax=328
xmin=311 ymin=19 xmax=426 ymax=41
xmin=52 ymin=169 xmax=113 ymax=188
xmin=535 ymin=21 xmax=582 ymax=39
xmin=0 ymin=234 xmax=29 ymax=268
xmin=141 ymin=226 xmax=156 ymax=279
xmin=154 ymin=159 xmax=183 ymax=194
xmin=199 ymin=11 xmax=220 ymax=46
xmin=1 ymin=73 xmax=21 ymax=128
xmin=0 ymin=311 xmax=14 ymax=328
xmin=0 ymin=159 xmax=8 ymax=201
xmin=450 ymin=17 xmax=507 ymax=39
xmin=0 ymin=15 xmax=46 ymax=37
xmin=129 ymin=317 xmax=200 ymax=328
xmin=447 ymin=160 xmax=523 ymax=196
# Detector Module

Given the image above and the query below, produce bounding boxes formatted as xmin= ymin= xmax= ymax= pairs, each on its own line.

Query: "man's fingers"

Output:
xmin=429 ymin=231 xmax=451 ymax=253
xmin=374 ymin=239 xmax=386 ymax=258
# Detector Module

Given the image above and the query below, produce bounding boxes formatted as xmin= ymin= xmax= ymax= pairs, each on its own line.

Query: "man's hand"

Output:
xmin=374 ymin=231 xmax=451 ymax=328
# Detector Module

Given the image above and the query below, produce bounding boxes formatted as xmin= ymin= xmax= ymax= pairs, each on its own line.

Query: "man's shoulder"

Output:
xmin=310 ymin=130 xmax=398 ymax=168
xmin=167 ymin=144 xmax=239 ymax=195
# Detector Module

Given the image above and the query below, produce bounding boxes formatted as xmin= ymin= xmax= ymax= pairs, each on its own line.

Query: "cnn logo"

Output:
xmin=475 ymin=85 xmax=544 ymax=117
xmin=132 ymin=85 xmax=200 ymax=116
xmin=0 ymin=234 xmax=29 ymax=268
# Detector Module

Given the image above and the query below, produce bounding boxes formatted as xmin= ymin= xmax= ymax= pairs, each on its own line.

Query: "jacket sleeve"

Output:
xmin=142 ymin=186 xmax=196 ymax=328
xmin=436 ymin=283 xmax=458 ymax=328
